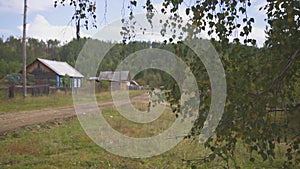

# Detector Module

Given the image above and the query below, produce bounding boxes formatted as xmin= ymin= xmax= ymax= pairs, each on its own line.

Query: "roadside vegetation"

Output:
xmin=0 ymin=105 xmax=295 ymax=169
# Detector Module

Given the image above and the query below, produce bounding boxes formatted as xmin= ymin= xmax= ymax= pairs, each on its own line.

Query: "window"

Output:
xmin=78 ymin=79 xmax=81 ymax=88
xmin=60 ymin=77 xmax=63 ymax=87
xmin=74 ymin=78 xmax=77 ymax=88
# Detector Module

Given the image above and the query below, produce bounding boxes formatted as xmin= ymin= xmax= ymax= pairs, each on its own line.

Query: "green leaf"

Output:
xmin=186 ymin=8 xmax=190 ymax=15
xmin=130 ymin=0 xmax=137 ymax=6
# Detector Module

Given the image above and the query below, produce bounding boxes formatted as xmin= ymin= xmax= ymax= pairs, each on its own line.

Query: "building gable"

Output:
xmin=27 ymin=60 xmax=56 ymax=75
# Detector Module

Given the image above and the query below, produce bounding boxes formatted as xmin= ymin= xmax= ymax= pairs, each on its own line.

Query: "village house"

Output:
xmin=98 ymin=71 xmax=131 ymax=90
xmin=26 ymin=58 xmax=84 ymax=88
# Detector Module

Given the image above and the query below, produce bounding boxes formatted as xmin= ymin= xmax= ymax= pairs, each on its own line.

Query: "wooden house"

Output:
xmin=26 ymin=58 xmax=84 ymax=88
xmin=98 ymin=71 xmax=131 ymax=90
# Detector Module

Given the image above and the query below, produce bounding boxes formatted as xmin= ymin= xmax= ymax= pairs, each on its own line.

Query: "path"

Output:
xmin=0 ymin=93 xmax=149 ymax=134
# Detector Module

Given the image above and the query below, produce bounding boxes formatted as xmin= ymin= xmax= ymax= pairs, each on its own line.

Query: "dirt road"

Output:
xmin=0 ymin=94 xmax=149 ymax=134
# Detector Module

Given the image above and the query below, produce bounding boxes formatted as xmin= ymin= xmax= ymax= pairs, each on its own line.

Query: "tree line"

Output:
xmin=0 ymin=36 xmax=88 ymax=78
xmin=0 ymin=36 xmax=177 ymax=88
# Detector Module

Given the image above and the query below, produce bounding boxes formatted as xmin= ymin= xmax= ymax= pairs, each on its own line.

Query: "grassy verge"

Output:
xmin=0 ymin=105 xmax=293 ymax=169
xmin=0 ymin=106 xmax=207 ymax=169
xmin=0 ymin=90 xmax=145 ymax=113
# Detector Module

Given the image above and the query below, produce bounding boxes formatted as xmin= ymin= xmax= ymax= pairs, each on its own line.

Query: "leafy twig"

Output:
xmin=260 ymin=49 xmax=300 ymax=95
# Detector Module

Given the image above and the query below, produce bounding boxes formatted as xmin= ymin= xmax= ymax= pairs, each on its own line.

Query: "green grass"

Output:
xmin=0 ymin=110 xmax=207 ymax=169
xmin=0 ymin=105 xmax=294 ymax=169
xmin=0 ymin=90 xmax=145 ymax=113
xmin=102 ymin=102 xmax=176 ymax=138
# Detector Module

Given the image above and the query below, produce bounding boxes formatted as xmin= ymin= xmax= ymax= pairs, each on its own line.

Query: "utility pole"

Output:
xmin=22 ymin=0 xmax=27 ymax=98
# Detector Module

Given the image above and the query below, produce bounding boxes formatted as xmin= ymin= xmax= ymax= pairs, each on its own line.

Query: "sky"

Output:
xmin=0 ymin=0 xmax=267 ymax=46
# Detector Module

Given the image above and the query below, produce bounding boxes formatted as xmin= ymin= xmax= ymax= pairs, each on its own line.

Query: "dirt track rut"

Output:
xmin=0 ymin=94 xmax=149 ymax=134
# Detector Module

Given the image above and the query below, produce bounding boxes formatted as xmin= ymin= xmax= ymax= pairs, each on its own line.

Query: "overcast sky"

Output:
xmin=0 ymin=0 xmax=267 ymax=46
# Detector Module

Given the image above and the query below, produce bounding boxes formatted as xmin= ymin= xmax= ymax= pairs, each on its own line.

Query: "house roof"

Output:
xmin=37 ymin=58 xmax=84 ymax=78
xmin=99 ymin=71 xmax=130 ymax=81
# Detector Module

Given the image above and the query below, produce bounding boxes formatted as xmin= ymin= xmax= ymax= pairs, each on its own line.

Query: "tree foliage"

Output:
xmin=0 ymin=37 xmax=89 ymax=78
xmin=54 ymin=0 xmax=97 ymax=39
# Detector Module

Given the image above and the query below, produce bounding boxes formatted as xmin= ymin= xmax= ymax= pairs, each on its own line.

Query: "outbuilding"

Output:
xmin=98 ymin=71 xmax=131 ymax=90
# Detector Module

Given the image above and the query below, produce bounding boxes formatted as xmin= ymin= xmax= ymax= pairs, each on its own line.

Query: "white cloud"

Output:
xmin=18 ymin=15 xmax=91 ymax=43
xmin=249 ymin=26 xmax=266 ymax=47
xmin=0 ymin=0 xmax=54 ymax=14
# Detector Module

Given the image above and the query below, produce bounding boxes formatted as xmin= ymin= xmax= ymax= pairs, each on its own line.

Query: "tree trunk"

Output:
xmin=22 ymin=0 xmax=27 ymax=98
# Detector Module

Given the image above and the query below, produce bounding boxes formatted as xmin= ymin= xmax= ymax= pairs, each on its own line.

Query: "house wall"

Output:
xmin=111 ymin=81 xmax=120 ymax=90
xmin=27 ymin=60 xmax=83 ymax=88
xmin=27 ymin=61 xmax=57 ymax=86
xmin=110 ymin=81 xmax=128 ymax=90
xmin=120 ymin=82 xmax=128 ymax=90
xmin=56 ymin=76 xmax=82 ymax=88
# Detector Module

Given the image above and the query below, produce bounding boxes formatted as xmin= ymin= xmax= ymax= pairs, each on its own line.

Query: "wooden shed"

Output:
xmin=98 ymin=71 xmax=131 ymax=90
xmin=26 ymin=58 xmax=84 ymax=88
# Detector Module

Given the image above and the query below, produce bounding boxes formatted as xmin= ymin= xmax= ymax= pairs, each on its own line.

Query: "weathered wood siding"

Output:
xmin=111 ymin=81 xmax=128 ymax=90
xmin=27 ymin=61 xmax=57 ymax=86
xmin=120 ymin=82 xmax=128 ymax=90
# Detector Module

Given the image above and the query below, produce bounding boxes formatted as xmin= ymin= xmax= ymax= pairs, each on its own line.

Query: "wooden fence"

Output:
xmin=0 ymin=85 xmax=58 ymax=98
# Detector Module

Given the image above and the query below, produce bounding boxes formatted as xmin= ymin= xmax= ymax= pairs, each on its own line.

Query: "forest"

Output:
xmin=0 ymin=37 xmax=85 ymax=79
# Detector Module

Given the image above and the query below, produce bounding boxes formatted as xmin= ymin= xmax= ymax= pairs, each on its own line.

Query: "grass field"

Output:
xmin=0 ymin=104 xmax=292 ymax=169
